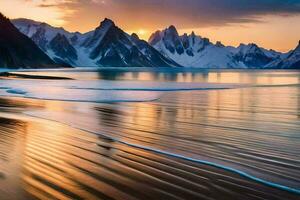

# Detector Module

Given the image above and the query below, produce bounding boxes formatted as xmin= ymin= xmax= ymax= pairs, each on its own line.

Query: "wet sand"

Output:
xmin=0 ymin=69 xmax=299 ymax=200
xmin=0 ymin=88 xmax=299 ymax=200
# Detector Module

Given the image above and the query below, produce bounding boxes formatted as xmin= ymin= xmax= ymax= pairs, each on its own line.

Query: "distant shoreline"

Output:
xmin=2 ymin=67 xmax=300 ymax=74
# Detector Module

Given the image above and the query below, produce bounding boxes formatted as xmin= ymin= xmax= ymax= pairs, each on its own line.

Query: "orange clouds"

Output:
xmin=0 ymin=0 xmax=75 ymax=26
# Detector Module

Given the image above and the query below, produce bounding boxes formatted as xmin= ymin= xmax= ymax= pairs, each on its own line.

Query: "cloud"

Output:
xmin=105 ymin=0 xmax=300 ymax=27
xmin=91 ymin=0 xmax=106 ymax=4
xmin=37 ymin=4 xmax=57 ymax=8
xmin=20 ymin=0 xmax=300 ymax=30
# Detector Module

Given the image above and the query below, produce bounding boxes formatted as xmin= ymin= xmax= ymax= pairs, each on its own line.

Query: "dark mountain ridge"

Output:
xmin=0 ymin=13 xmax=58 ymax=69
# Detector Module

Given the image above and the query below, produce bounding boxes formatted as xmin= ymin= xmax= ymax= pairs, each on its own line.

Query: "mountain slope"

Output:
xmin=265 ymin=41 xmax=300 ymax=69
xmin=87 ymin=19 xmax=180 ymax=67
xmin=0 ymin=13 xmax=57 ymax=68
xmin=149 ymin=26 xmax=241 ymax=68
xmin=233 ymin=43 xmax=280 ymax=68
xmin=149 ymin=26 xmax=282 ymax=68
xmin=13 ymin=18 xmax=180 ymax=67
xmin=13 ymin=18 xmax=81 ymax=66
xmin=49 ymin=33 xmax=78 ymax=66
xmin=12 ymin=17 xmax=297 ymax=69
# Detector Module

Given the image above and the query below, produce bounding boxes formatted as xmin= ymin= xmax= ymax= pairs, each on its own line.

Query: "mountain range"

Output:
xmin=0 ymin=13 xmax=299 ymax=69
xmin=0 ymin=13 xmax=58 ymax=68
xmin=12 ymin=18 xmax=179 ymax=68
xmin=148 ymin=26 xmax=296 ymax=69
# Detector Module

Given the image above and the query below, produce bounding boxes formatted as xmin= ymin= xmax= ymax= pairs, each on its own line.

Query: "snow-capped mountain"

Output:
xmin=149 ymin=26 xmax=283 ymax=68
xmin=233 ymin=43 xmax=281 ymax=68
xmin=84 ymin=19 xmax=180 ymax=67
xmin=12 ymin=18 xmax=82 ymax=66
xmin=12 ymin=18 xmax=180 ymax=67
xmin=48 ymin=33 xmax=78 ymax=66
xmin=12 ymin=18 xmax=299 ymax=69
xmin=0 ymin=13 xmax=57 ymax=68
xmin=265 ymin=41 xmax=300 ymax=69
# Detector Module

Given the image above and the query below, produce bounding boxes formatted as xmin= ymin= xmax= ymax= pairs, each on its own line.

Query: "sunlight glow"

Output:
xmin=0 ymin=0 xmax=68 ymax=26
xmin=137 ymin=29 xmax=147 ymax=36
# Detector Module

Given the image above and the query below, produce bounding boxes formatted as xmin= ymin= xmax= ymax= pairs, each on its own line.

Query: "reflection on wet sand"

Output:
xmin=0 ymin=70 xmax=300 ymax=200
xmin=0 ymin=85 xmax=299 ymax=199
xmin=0 ymin=111 xmax=298 ymax=200
xmin=23 ymin=87 xmax=300 ymax=189
xmin=0 ymin=117 xmax=36 ymax=200
xmin=15 ymin=70 xmax=300 ymax=85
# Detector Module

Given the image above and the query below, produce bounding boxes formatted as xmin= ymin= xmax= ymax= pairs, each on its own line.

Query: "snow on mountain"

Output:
xmin=149 ymin=26 xmax=283 ymax=68
xmin=12 ymin=18 xmax=179 ymax=67
xmin=13 ymin=18 xmax=76 ymax=42
xmin=265 ymin=41 xmax=300 ymax=69
xmin=48 ymin=33 xmax=78 ymax=66
xmin=130 ymin=33 xmax=180 ymax=67
xmin=233 ymin=43 xmax=278 ymax=68
xmin=12 ymin=18 xmax=92 ymax=66
xmin=12 ymin=18 xmax=297 ymax=69
xmin=0 ymin=13 xmax=58 ymax=68
xmin=149 ymin=26 xmax=240 ymax=68
xmin=81 ymin=18 xmax=113 ymax=49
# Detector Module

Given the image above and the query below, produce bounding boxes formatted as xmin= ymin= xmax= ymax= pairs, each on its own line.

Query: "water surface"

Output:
xmin=0 ymin=68 xmax=299 ymax=200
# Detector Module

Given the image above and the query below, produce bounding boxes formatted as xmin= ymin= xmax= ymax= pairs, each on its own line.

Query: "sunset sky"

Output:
xmin=1 ymin=0 xmax=300 ymax=52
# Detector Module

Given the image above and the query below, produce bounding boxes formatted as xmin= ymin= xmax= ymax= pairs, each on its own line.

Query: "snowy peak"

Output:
xmin=149 ymin=25 xmax=187 ymax=55
xmin=12 ymin=17 xmax=180 ymax=67
xmin=80 ymin=19 xmax=180 ymax=67
xmin=89 ymin=22 xmax=180 ymax=67
xmin=81 ymin=18 xmax=115 ymax=48
xmin=148 ymin=30 xmax=162 ymax=46
xmin=215 ymin=41 xmax=225 ymax=48
xmin=265 ymin=40 xmax=300 ymax=69
xmin=234 ymin=43 xmax=274 ymax=68
xmin=12 ymin=18 xmax=74 ymax=41
xmin=237 ymin=43 xmax=266 ymax=56
xmin=149 ymin=25 xmax=181 ymax=45
xmin=294 ymin=40 xmax=300 ymax=52
xmin=148 ymin=26 xmax=240 ymax=68
xmin=99 ymin=18 xmax=115 ymax=29
xmin=131 ymin=33 xmax=140 ymax=41
xmin=286 ymin=40 xmax=300 ymax=55
xmin=11 ymin=16 xmax=297 ymax=69
xmin=12 ymin=19 xmax=84 ymax=66
xmin=164 ymin=25 xmax=180 ymax=39
xmin=275 ymin=40 xmax=300 ymax=68
xmin=162 ymin=25 xmax=184 ymax=54
xmin=89 ymin=23 xmax=131 ymax=60
xmin=148 ymin=25 xmax=284 ymax=68
xmin=150 ymin=26 xmax=212 ymax=57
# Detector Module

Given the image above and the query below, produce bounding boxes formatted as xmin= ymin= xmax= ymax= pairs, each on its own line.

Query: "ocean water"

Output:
xmin=0 ymin=68 xmax=299 ymax=200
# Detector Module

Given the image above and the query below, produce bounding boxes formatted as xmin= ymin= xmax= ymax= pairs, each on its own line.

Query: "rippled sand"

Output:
xmin=0 ymin=69 xmax=299 ymax=200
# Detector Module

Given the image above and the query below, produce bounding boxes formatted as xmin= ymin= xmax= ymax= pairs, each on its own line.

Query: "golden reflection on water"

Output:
xmin=11 ymin=70 xmax=300 ymax=85
xmin=0 ymin=86 xmax=299 ymax=199
xmin=0 ymin=70 xmax=300 ymax=199
xmin=2 ymin=86 xmax=296 ymax=199
xmin=22 ymin=122 xmax=101 ymax=200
